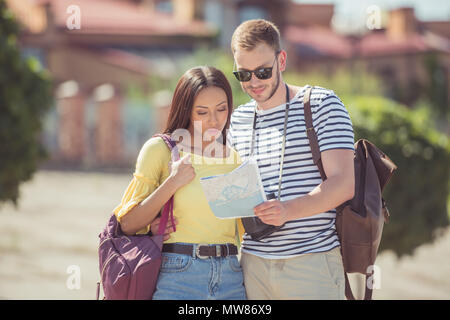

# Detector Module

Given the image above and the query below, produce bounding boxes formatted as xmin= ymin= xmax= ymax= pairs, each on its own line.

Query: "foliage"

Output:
xmin=421 ymin=52 xmax=449 ymax=124
xmin=345 ymin=95 xmax=450 ymax=256
xmin=284 ymin=63 xmax=385 ymax=99
xmin=0 ymin=1 xmax=53 ymax=206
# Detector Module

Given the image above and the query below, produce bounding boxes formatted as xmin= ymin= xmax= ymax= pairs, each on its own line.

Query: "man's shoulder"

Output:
xmin=295 ymin=85 xmax=345 ymax=113
xmin=230 ymin=100 xmax=255 ymax=122
xmin=234 ymin=100 xmax=256 ymax=113
xmin=296 ymin=85 xmax=338 ymax=102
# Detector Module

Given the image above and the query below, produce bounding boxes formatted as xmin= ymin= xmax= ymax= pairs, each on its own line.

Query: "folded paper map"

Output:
xmin=200 ymin=158 xmax=267 ymax=219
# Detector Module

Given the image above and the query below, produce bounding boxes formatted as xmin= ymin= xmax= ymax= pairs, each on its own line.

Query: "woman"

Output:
xmin=113 ymin=66 xmax=246 ymax=300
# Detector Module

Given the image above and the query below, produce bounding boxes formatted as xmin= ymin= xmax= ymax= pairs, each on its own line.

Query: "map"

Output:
xmin=200 ymin=158 xmax=267 ymax=219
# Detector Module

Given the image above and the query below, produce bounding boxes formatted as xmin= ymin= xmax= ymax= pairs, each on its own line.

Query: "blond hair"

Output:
xmin=231 ymin=19 xmax=281 ymax=54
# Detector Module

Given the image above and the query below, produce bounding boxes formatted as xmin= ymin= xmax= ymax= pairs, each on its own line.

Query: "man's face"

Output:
xmin=233 ymin=43 xmax=286 ymax=104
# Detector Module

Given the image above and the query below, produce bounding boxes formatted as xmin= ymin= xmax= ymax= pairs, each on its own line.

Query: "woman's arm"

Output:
xmin=120 ymin=154 xmax=195 ymax=235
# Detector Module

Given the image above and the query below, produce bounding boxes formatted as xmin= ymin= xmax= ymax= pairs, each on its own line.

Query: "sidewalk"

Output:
xmin=0 ymin=170 xmax=449 ymax=299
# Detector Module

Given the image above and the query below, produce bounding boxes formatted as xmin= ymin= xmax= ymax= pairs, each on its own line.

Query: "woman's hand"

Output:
xmin=150 ymin=217 xmax=178 ymax=241
xmin=168 ymin=154 xmax=196 ymax=190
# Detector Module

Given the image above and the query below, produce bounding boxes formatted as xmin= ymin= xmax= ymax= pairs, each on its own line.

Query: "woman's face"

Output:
xmin=188 ymin=86 xmax=229 ymax=143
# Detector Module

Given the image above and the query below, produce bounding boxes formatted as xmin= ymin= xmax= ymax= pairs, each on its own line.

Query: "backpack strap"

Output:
xmin=344 ymin=273 xmax=355 ymax=300
xmin=303 ymin=87 xmax=372 ymax=300
xmin=364 ymin=278 xmax=373 ymax=300
xmin=152 ymin=133 xmax=179 ymax=235
xmin=303 ymin=86 xmax=327 ymax=181
xmin=304 ymin=87 xmax=351 ymax=298
xmin=154 ymin=133 xmax=180 ymax=163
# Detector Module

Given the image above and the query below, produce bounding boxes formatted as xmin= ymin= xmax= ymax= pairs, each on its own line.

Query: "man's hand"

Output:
xmin=253 ymin=199 xmax=290 ymax=226
xmin=150 ymin=217 xmax=178 ymax=241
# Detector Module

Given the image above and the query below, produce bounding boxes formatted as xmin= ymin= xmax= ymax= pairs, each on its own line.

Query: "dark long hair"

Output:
xmin=163 ymin=66 xmax=233 ymax=145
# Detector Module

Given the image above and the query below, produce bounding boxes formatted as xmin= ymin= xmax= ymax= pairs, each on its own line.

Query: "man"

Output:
xmin=227 ymin=19 xmax=355 ymax=299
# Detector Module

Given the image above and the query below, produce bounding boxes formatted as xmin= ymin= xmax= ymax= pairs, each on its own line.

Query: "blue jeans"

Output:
xmin=152 ymin=244 xmax=247 ymax=300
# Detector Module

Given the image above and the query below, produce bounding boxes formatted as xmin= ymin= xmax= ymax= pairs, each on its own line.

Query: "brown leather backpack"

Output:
xmin=303 ymin=87 xmax=398 ymax=300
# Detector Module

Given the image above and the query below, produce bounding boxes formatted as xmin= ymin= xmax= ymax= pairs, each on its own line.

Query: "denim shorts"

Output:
xmin=152 ymin=244 xmax=247 ymax=300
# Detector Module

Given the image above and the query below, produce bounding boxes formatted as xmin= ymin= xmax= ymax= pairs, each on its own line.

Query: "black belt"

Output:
xmin=162 ymin=243 xmax=238 ymax=259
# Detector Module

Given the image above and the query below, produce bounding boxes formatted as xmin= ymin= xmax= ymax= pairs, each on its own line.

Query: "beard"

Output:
xmin=265 ymin=71 xmax=281 ymax=102
xmin=244 ymin=70 xmax=281 ymax=105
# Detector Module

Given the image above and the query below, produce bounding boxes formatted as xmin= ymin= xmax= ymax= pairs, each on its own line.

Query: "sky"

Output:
xmin=295 ymin=0 xmax=450 ymax=33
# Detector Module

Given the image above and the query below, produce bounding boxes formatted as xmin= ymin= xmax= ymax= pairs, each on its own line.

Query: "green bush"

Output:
xmin=0 ymin=1 xmax=53 ymax=206
xmin=284 ymin=64 xmax=385 ymax=99
xmin=345 ymin=95 xmax=450 ymax=256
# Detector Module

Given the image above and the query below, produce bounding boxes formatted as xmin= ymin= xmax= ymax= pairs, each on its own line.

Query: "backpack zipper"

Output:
xmin=99 ymin=235 xmax=131 ymax=249
xmin=98 ymin=252 xmax=119 ymax=300
xmin=100 ymin=252 xmax=119 ymax=283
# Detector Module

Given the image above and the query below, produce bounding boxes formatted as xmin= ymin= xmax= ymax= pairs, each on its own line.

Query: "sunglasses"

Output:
xmin=233 ymin=53 xmax=279 ymax=82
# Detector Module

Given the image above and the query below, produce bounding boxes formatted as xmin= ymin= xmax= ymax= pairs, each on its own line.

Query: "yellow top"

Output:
xmin=113 ymin=136 xmax=245 ymax=245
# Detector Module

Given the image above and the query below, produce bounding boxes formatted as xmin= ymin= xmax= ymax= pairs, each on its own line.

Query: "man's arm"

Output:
xmin=253 ymin=148 xmax=354 ymax=226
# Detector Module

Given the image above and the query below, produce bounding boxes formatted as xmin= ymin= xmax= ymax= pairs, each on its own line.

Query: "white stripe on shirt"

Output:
xmin=228 ymin=85 xmax=354 ymax=259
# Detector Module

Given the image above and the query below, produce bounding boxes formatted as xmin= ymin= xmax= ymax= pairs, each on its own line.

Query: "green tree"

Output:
xmin=0 ymin=0 xmax=53 ymax=206
xmin=421 ymin=53 xmax=449 ymax=125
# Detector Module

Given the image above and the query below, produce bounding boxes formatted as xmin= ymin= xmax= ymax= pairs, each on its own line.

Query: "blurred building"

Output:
xmin=283 ymin=6 xmax=450 ymax=107
xmin=152 ymin=1 xmax=450 ymax=107
xmin=6 ymin=0 xmax=450 ymax=168
xmin=6 ymin=0 xmax=216 ymax=168
xmin=176 ymin=0 xmax=336 ymax=50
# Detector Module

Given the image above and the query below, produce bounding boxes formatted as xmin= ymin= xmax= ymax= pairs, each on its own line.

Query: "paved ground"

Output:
xmin=0 ymin=170 xmax=449 ymax=300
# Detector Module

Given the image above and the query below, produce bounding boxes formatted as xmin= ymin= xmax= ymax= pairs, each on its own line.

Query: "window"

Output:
xmin=155 ymin=0 xmax=172 ymax=14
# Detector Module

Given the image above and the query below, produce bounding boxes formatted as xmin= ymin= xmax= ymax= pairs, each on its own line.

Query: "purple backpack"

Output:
xmin=97 ymin=134 xmax=178 ymax=300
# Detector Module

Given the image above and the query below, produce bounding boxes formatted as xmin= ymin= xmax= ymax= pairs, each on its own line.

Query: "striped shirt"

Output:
xmin=228 ymin=85 xmax=355 ymax=259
